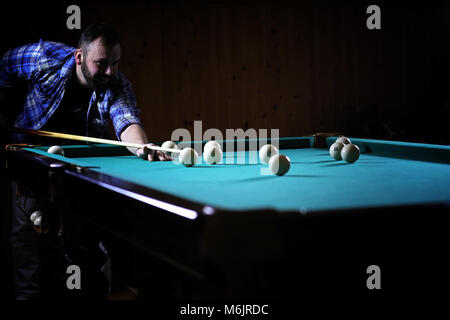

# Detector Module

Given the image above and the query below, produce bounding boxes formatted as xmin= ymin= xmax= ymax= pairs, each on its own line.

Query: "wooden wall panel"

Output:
xmin=4 ymin=1 xmax=448 ymax=143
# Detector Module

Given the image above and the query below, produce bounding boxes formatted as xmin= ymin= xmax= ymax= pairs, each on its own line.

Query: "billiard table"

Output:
xmin=4 ymin=135 xmax=450 ymax=299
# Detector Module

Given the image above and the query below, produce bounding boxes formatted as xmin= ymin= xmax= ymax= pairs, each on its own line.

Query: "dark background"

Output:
xmin=2 ymin=0 xmax=450 ymax=144
xmin=1 ymin=0 xmax=450 ymax=300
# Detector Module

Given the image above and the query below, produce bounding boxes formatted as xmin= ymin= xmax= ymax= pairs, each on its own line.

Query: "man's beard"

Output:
xmin=81 ymin=60 xmax=119 ymax=92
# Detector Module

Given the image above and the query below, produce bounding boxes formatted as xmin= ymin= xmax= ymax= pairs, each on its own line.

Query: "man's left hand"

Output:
xmin=137 ymin=143 xmax=171 ymax=161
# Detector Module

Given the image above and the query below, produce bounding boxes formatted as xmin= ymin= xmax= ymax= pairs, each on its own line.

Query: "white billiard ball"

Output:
xmin=268 ymin=154 xmax=290 ymax=176
xmin=259 ymin=144 xmax=279 ymax=164
xmin=336 ymin=136 xmax=351 ymax=145
xmin=179 ymin=147 xmax=199 ymax=167
xmin=203 ymin=146 xmax=223 ymax=165
xmin=161 ymin=140 xmax=178 ymax=156
xmin=341 ymin=144 xmax=360 ymax=163
xmin=204 ymin=140 xmax=222 ymax=150
xmin=204 ymin=140 xmax=222 ymax=153
xmin=47 ymin=145 xmax=65 ymax=156
xmin=329 ymin=142 xmax=345 ymax=160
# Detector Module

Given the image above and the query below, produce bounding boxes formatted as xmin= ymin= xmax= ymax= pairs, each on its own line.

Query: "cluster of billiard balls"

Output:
xmin=329 ymin=136 xmax=360 ymax=163
xmin=162 ymin=141 xmax=290 ymax=176
xmin=161 ymin=141 xmax=291 ymax=175
xmin=259 ymin=144 xmax=290 ymax=176
xmin=47 ymin=142 xmax=290 ymax=175
xmin=160 ymin=140 xmax=292 ymax=176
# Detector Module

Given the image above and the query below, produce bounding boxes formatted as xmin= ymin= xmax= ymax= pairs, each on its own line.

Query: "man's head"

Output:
xmin=75 ymin=24 xmax=121 ymax=91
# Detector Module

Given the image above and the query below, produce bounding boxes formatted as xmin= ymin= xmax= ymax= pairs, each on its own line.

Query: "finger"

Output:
xmin=148 ymin=153 xmax=156 ymax=161
xmin=158 ymin=152 xmax=170 ymax=161
xmin=143 ymin=146 xmax=154 ymax=161
xmin=150 ymin=150 xmax=159 ymax=161
xmin=137 ymin=148 xmax=146 ymax=159
xmin=159 ymin=151 xmax=171 ymax=161
xmin=142 ymin=146 xmax=151 ymax=155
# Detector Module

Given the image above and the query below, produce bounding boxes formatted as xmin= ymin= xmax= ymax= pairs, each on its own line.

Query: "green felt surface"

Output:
xmin=26 ymin=143 xmax=450 ymax=212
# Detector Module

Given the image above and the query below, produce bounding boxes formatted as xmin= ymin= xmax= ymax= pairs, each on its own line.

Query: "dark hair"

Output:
xmin=78 ymin=23 xmax=120 ymax=51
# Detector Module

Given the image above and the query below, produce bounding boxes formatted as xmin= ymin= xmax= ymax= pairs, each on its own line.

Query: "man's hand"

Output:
xmin=137 ymin=143 xmax=171 ymax=161
xmin=121 ymin=124 xmax=171 ymax=161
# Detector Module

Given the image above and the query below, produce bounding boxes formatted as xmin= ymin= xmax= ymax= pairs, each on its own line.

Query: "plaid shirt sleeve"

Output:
xmin=109 ymin=73 xmax=142 ymax=139
xmin=0 ymin=42 xmax=42 ymax=87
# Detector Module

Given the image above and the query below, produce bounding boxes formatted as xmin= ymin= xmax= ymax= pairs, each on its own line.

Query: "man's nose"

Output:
xmin=105 ymin=65 xmax=114 ymax=76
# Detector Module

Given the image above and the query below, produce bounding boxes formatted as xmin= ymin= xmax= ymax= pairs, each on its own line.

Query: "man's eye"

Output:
xmin=96 ymin=61 xmax=106 ymax=67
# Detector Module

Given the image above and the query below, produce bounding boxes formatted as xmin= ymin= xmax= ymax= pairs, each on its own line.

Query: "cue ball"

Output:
xmin=203 ymin=146 xmax=223 ymax=165
xmin=329 ymin=142 xmax=345 ymax=160
xmin=47 ymin=145 xmax=65 ymax=156
xmin=259 ymin=144 xmax=279 ymax=164
xmin=336 ymin=136 xmax=351 ymax=145
xmin=161 ymin=140 xmax=178 ymax=156
xmin=268 ymin=154 xmax=290 ymax=176
xmin=341 ymin=143 xmax=360 ymax=163
xmin=179 ymin=147 xmax=199 ymax=167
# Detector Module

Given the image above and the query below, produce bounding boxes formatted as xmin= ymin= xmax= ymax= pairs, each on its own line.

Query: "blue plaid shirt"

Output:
xmin=0 ymin=39 xmax=142 ymax=139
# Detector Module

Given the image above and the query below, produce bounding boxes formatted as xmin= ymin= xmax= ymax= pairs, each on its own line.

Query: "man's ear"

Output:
xmin=74 ymin=49 xmax=83 ymax=65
